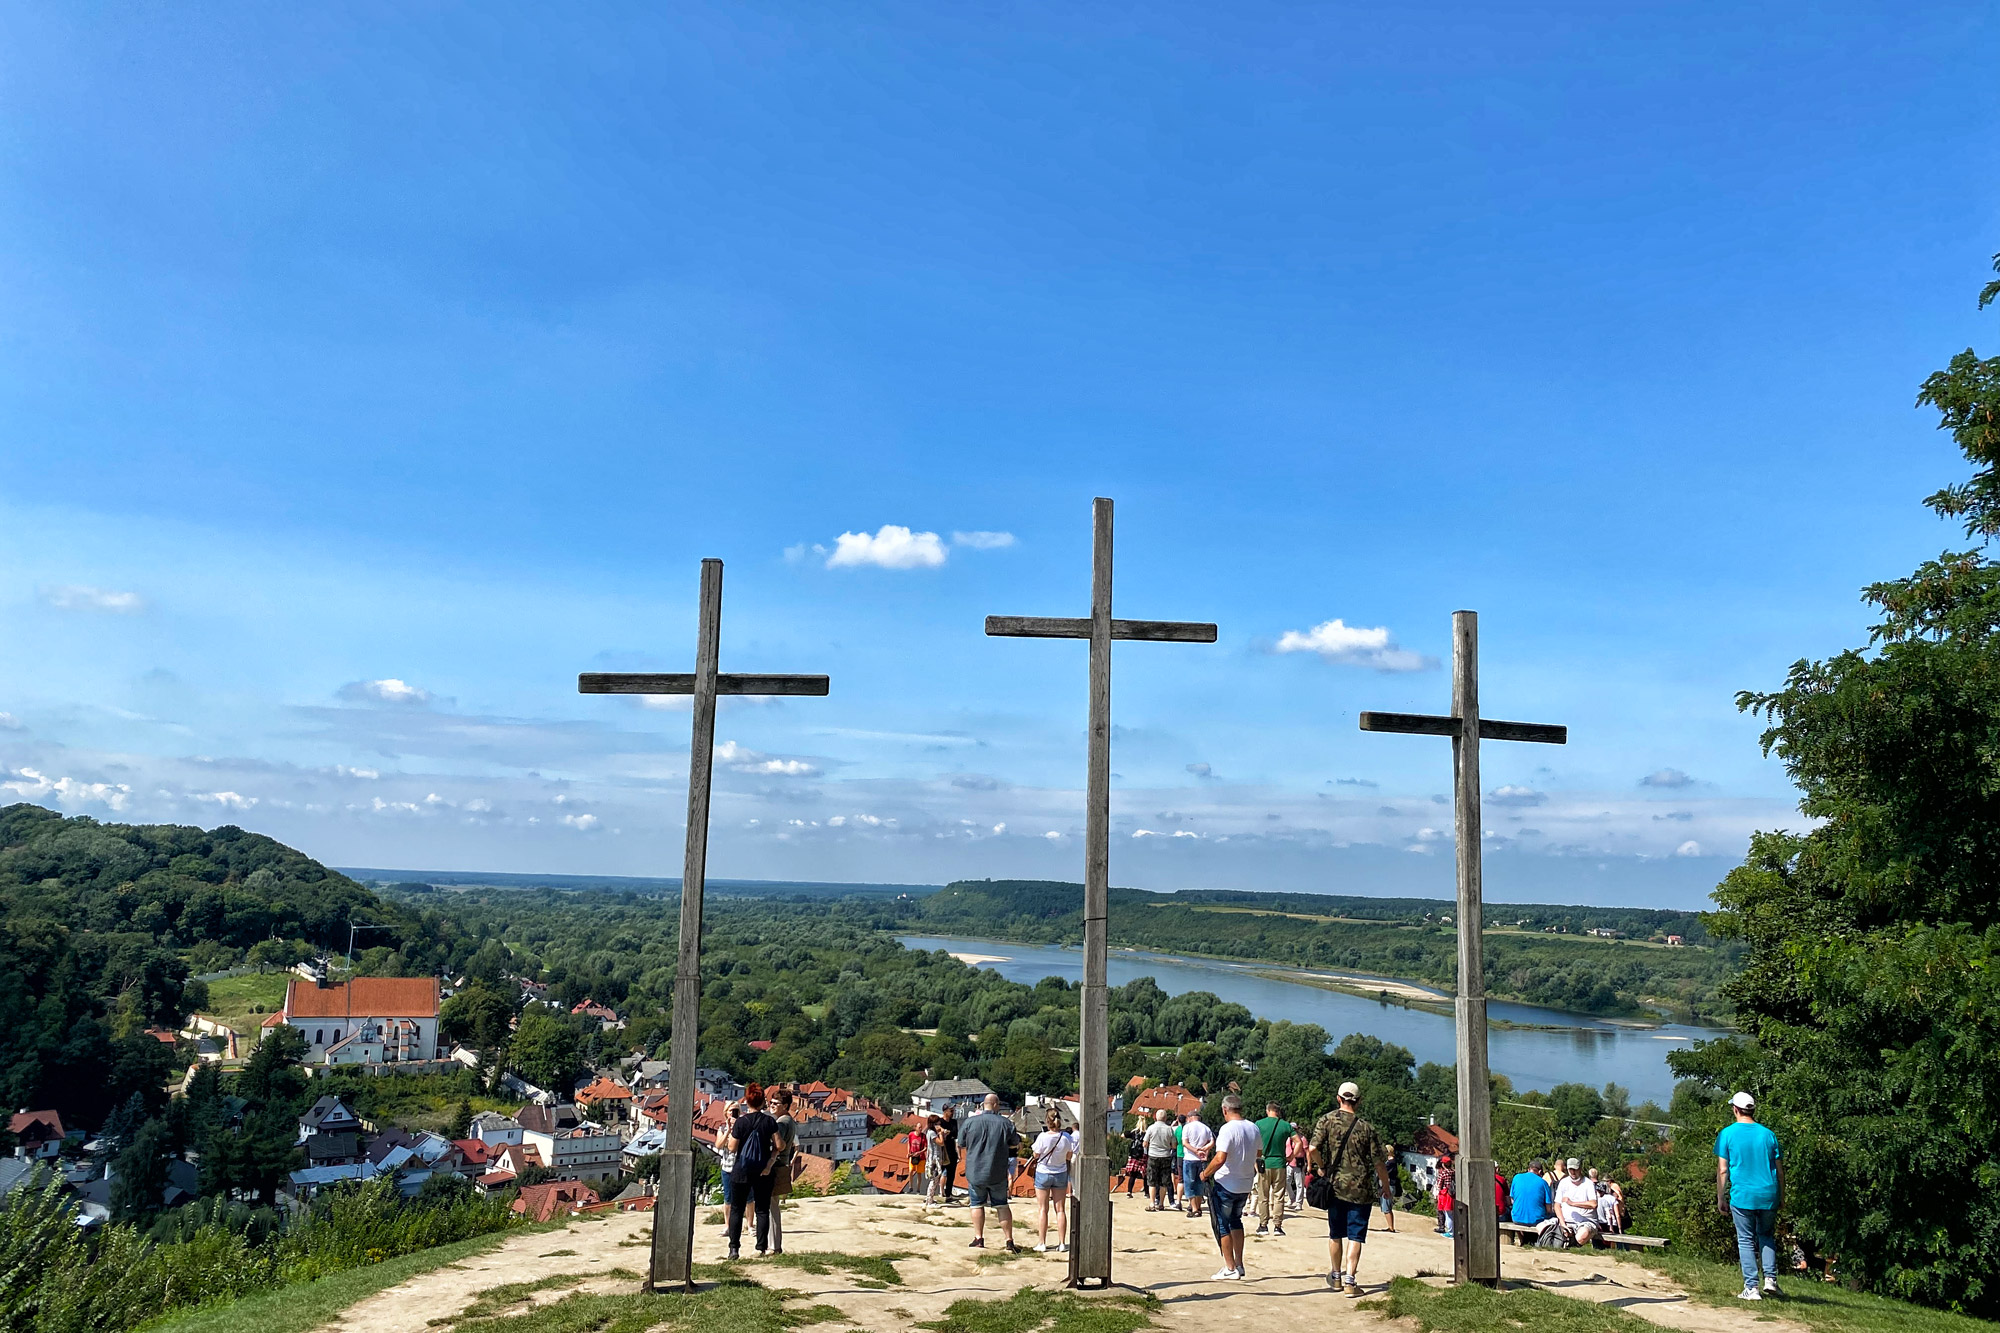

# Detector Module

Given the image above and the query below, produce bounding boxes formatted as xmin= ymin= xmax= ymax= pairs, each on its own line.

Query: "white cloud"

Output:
xmin=338 ymin=678 xmax=436 ymax=706
xmin=1044 ymin=830 xmax=1063 ymax=840
xmin=1641 ymin=768 xmax=1696 ymax=788
xmin=1488 ymin=785 xmax=1547 ymax=807
xmin=1186 ymin=762 xmax=1216 ymax=780
xmin=1674 ymin=840 xmax=1703 ymax=857
xmin=951 ymin=531 xmax=1016 ymax=550
xmin=715 ymin=739 xmax=818 ymax=777
xmin=332 ymin=765 xmax=380 ymax=780
xmin=40 ymin=584 xmax=145 ymax=613
xmin=560 ymin=813 xmax=601 ymax=831
xmin=825 ymin=525 xmax=948 ymax=570
xmin=1274 ymin=619 xmax=1435 ymax=672
xmin=2 ymin=767 xmax=132 ymax=809
xmin=194 ymin=790 xmax=258 ymax=810
xmin=0 ymin=713 xmax=22 ymax=731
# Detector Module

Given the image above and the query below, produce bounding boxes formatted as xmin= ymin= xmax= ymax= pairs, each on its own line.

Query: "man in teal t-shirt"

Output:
xmin=1715 ymin=1092 xmax=1783 ymax=1300
xmin=1252 ymin=1102 xmax=1293 ymax=1235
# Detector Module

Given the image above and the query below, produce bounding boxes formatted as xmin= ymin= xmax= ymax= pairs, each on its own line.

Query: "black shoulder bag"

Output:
xmin=1305 ymin=1114 xmax=1359 ymax=1211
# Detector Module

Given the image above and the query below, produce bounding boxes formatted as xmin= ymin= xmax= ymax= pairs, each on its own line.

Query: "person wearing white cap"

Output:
xmin=1716 ymin=1091 xmax=1783 ymax=1300
xmin=1553 ymin=1157 xmax=1602 ymax=1245
xmin=1307 ymin=1081 xmax=1392 ymax=1297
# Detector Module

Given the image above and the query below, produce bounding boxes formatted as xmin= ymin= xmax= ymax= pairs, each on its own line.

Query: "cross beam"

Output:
xmin=578 ymin=558 xmax=828 ymax=1292
xmin=986 ymin=497 xmax=1217 ymax=1289
xmin=1358 ymin=610 xmax=1564 ymax=1288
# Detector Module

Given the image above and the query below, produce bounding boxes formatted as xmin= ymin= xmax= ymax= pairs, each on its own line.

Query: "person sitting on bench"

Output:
xmin=1508 ymin=1158 xmax=1558 ymax=1239
xmin=1554 ymin=1158 xmax=1603 ymax=1246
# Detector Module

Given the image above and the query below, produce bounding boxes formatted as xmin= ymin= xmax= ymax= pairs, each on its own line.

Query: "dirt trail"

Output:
xmin=322 ymin=1194 xmax=1812 ymax=1333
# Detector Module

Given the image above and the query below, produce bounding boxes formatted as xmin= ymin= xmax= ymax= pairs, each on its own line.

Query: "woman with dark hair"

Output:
xmin=723 ymin=1082 xmax=780 ymax=1260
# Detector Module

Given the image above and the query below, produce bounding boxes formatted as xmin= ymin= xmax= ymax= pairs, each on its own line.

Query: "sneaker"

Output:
xmin=726 ymin=1247 xmax=739 ymax=1261
xmin=1057 ymin=1243 xmax=1069 ymax=1253
xmin=1273 ymin=1227 xmax=1286 ymax=1237
xmin=1232 ymin=1267 xmax=1247 ymax=1279
xmin=1003 ymin=1242 xmax=1021 ymax=1253
xmin=1762 ymin=1277 xmax=1780 ymax=1296
xmin=1325 ymin=1270 xmax=1341 ymax=1290
xmin=1211 ymin=1268 xmax=1238 ymax=1281
xmin=1736 ymin=1287 xmax=1762 ymax=1302
xmin=967 ymin=1238 xmax=985 ymax=1249
xmin=1033 ymin=1243 xmax=1048 ymax=1253
xmin=1346 ymin=1276 xmax=1363 ymax=1297
xmin=1255 ymin=1224 xmax=1269 ymax=1235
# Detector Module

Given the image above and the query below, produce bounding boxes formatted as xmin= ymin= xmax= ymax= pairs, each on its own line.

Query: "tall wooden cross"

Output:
xmin=986 ymin=497 xmax=1216 ymax=1288
xmin=578 ymin=558 xmax=829 ymax=1292
xmin=1358 ymin=609 xmax=1564 ymax=1287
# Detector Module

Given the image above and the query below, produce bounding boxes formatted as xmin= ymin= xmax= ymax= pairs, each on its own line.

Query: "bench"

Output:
xmin=1499 ymin=1220 xmax=1668 ymax=1249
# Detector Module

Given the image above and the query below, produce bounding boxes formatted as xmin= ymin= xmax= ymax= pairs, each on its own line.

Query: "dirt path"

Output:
xmin=320 ymin=1194 xmax=1812 ymax=1333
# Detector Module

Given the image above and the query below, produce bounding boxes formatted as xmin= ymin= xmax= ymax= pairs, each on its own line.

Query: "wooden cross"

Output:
xmin=1358 ymin=610 xmax=1564 ymax=1288
xmin=986 ymin=497 xmax=1216 ymax=1289
xmin=578 ymin=558 xmax=828 ymax=1292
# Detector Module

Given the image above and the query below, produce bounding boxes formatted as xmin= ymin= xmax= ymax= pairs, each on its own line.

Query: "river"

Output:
xmin=896 ymin=934 xmax=1708 ymax=1107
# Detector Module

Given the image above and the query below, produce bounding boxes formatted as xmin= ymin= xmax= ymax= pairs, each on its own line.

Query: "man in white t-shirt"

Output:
xmin=1200 ymin=1095 xmax=1263 ymax=1281
xmin=1179 ymin=1114 xmax=1215 ymax=1219
xmin=1553 ymin=1157 xmax=1602 ymax=1245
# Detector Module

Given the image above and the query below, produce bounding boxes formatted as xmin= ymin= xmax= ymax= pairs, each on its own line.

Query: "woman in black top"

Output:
xmin=935 ymin=1106 xmax=960 ymax=1205
xmin=724 ymin=1083 xmax=780 ymax=1258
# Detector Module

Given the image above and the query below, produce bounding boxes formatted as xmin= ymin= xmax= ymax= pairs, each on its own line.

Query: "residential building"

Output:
xmin=469 ymin=1111 xmax=524 ymax=1146
xmin=272 ymin=976 xmax=441 ymax=1064
xmin=512 ymin=1181 xmax=600 ymax=1222
xmin=305 ymin=1132 xmax=365 ymax=1168
xmin=576 ymin=1076 xmax=634 ymax=1122
xmin=1128 ymin=1084 xmax=1202 ymax=1125
xmin=8 ymin=1111 xmax=65 ymax=1161
xmin=520 ymin=1123 xmax=623 ymax=1181
xmin=621 ymin=1126 xmax=668 ymax=1170
xmin=515 ymin=1104 xmax=585 ymax=1136
xmin=298 ymin=1094 xmax=363 ymax=1140
xmin=1402 ymin=1122 xmax=1460 ymax=1197
xmin=908 ymin=1078 xmax=994 ymax=1115
xmin=789 ymin=1104 xmax=872 ymax=1164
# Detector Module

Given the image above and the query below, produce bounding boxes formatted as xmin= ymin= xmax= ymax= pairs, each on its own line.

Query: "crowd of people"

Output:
xmin=711 ymin=1079 xmax=1787 ymax=1302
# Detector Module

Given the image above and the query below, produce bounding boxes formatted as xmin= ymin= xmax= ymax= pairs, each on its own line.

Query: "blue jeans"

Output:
xmin=1209 ymin=1184 xmax=1248 ymax=1239
xmin=1731 ymin=1206 xmax=1778 ymax=1287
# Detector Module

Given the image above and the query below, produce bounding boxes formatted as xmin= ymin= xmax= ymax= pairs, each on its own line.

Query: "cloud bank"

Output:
xmin=826 ymin=526 xmax=948 ymax=570
xmin=41 ymin=585 xmax=145 ymax=613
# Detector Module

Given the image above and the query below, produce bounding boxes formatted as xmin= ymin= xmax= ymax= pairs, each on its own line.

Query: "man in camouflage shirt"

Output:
xmin=1308 ymin=1081 xmax=1393 ymax=1297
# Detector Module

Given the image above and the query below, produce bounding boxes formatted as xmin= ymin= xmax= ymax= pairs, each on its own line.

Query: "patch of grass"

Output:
xmin=1615 ymin=1252 xmax=2000 ymax=1333
xmin=142 ymin=1230 xmax=515 ymax=1333
xmin=436 ymin=1274 xmax=587 ymax=1325
xmin=1365 ymin=1276 xmax=1654 ymax=1333
xmin=538 ymin=1249 xmax=578 ymax=1258
xmin=752 ymin=1249 xmax=914 ymax=1286
xmin=916 ymin=1285 xmax=1159 ymax=1333
xmin=196 ymin=971 xmax=289 ymax=1027
xmin=703 ymin=1210 xmax=726 ymax=1225
xmin=443 ymin=1267 xmax=843 ymax=1333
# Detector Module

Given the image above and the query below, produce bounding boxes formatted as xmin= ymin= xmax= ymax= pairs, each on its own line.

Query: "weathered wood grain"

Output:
xmin=578 ymin=672 xmax=830 ymax=696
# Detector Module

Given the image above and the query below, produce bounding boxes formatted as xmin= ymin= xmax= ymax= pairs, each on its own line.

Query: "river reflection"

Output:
xmin=896 ymin=934 xmax=1709 ymax=1107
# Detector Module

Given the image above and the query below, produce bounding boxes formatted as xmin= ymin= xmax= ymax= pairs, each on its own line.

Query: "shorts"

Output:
xmin=1180 ymin=1160 xmax=1207 ymax=1197
xmin=967 ymin=1181 xmax=1010 ymax=1209
xmin=1327 ymin=1197 xmax=1371 ymax=1243
xmin=1147 ymin=1157 xmax=1176 ymax=1190
xmin=1208 ymin=1184 xmax=1248 ymax=1238
xmin=1035 ymin=1171 xmax=1069 ymax=1191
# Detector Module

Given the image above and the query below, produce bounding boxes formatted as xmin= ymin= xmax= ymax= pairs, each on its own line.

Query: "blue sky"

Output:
xmin=3 ymin=3 xmax=1997 ymax=907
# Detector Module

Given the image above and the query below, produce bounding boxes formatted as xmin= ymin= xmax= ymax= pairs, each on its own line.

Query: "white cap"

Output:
xmin=1565 ymin=1157 xmax=1580 ymax=1169
xmin=1730 ymin=1091 xmax=1756 ymax=1110
xmin=1337 ymin=1081 xmax=1360 ymax=1101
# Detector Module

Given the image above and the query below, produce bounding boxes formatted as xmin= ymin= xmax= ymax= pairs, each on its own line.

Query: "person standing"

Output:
xmin=924 ymin=1116 xmax=946 ymax=1203
xmin=1554 ymin=1158 xmax=1602 ymax=1246
xmin=1376 ymin=1145 xmax=1398 ymax=1232
xmin=959 ymin=1093 xmax=1022 ymax=1252
xmin=1308 ymin=1081 xmax=1392 ymax=1298
xmin=1435 ymin=1152 xmax=1456 ymax=1238
xmin=1716 ymin=1091 xmax=1783 ymax=1300
xmin=717 ymin=1102 xmax=742 ymax=1211
xmin=935 ymin=1104 xmax=960 ymax=1206
xmin=1285 ymin=1125 xmax=1310 ymax=1209
xmin=768 ymin=1088 xmax=798 ymax=1256
xmin=1180 ymin=1111 xmax=1214 ymax=1219
xmin=1143 ymin=1109 xmax=1177 ymax=1211
xmin=1252 ymin=1101 xmax=1292 ymax=1236
xmin=905 ymin=1115 xmax=928 ymax=1186
xmin=1030 ymin=1110 xmax=1074 ymax=1253
xmin=1120 ymin=1130 xmax=1148 ymax=1195
xmin=722 ymin=1084 xmax=780 ymax=1260
xmin=1201 ymin=1095 xmax=1261 ymax=1281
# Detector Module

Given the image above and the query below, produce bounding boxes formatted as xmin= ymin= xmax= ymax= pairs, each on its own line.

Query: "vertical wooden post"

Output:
xmin=650 ymin=558 xmax=723 ymax=1292
xmin=1073 ymin=498 xmax=1114 ymax=1284
xmin=1451 ymin=610 xmax=1498 ymax=1286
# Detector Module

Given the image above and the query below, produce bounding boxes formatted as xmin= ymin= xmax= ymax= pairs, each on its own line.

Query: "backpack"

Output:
xmin=734 ymin=1117 xmax=770 ymax=1180
xmin=1536 ymin=1222 xmax=1573 ymax=1250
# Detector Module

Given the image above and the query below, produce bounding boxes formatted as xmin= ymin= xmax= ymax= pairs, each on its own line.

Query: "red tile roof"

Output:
xmin=1131 ymin=1085 xmax=1203 ymax=1119
xmin=576 ymin=1076 xmax=632 ymax=1104
xmin=285 ymin=976 xmax=439 ymax=1019
xmin=8 ymin=1111 xmax=62 ymax=1142
xmin=512 ymin=1182 xmax=600 ymax=1221
xmin=854 ymin=1137 xmax=1031 ymax=1197
xmin=1415 ymin=1124 xmax=1459 ymax=1157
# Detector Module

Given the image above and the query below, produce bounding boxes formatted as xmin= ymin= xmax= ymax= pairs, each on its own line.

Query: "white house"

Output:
xmin=469 ymin=1111 xmax=524 ymax=1146
xmin=269 ymin=976 xmax=441 ymax=1064
xmin=909 ymin=1078 xmax=994 ymax=1115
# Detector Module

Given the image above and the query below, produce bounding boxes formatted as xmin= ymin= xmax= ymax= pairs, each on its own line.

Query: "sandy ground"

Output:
xmin=325 ymin=1193 xmax=1812 ymax=1333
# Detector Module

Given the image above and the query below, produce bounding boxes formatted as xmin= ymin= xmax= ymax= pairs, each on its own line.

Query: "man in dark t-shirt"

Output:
xmin=935 ymin=1105 xmax=960 ymax=1205
xmin=957 ymin=1093 xmax=1021 ymax=1252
